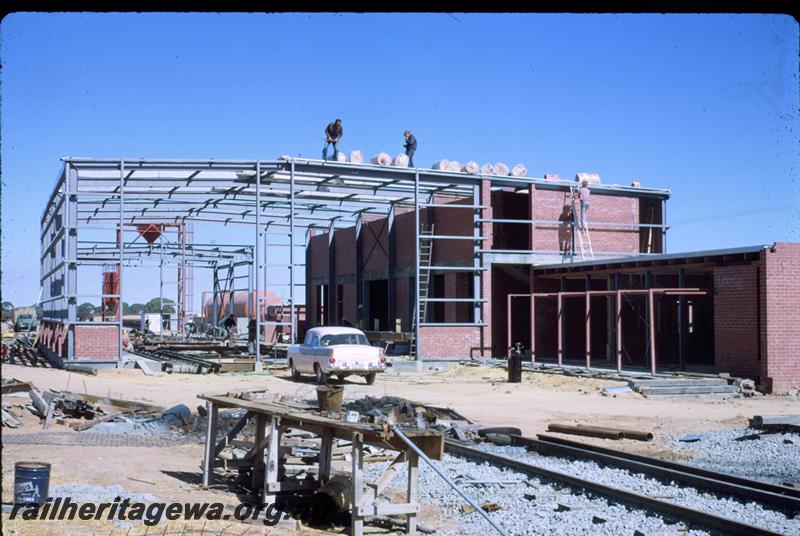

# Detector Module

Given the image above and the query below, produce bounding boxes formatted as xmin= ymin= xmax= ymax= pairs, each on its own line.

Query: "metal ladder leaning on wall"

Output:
xmin=570 ymin=185 xmax=595 ymax=261
xmin=410 ymin=224 xmax=435 ymax=358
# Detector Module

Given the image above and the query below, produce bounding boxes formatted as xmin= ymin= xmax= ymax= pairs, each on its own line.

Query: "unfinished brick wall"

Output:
xmin=530 ymin=188 xmax=640 ymax=256
xmin=74 ymin=325 xmax=119 ymax=361
xmin=418 ymin=326 xmax=481 ymax=359
xmin=38 ymin=320 xmax=68 ymax=357
xmin=763 ymin=243 xmax=800 ymax=393
xmin=714 ymin=264 xmax=764 ymax=379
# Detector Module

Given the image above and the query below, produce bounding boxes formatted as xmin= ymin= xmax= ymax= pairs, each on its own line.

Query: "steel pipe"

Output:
xmin=393 ymin=427 xmax=509 ymax=536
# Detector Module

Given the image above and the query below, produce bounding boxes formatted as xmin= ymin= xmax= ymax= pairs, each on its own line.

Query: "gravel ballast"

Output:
xmin=364 ymin=454 xmax=712 ymax=536
xmin=668 ymin=427 xmax=800 ymax=485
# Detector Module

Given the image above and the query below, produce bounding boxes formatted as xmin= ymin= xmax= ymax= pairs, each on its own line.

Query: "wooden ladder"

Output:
xmin=410 ymin=224 xmax=435 ymax=358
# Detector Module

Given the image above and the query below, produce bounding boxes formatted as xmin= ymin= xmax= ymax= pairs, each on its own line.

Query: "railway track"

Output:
xmin=444 ymin=435 xmax=800 ymax=536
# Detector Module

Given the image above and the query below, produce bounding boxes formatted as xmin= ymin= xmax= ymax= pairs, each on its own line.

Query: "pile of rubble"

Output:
xmin=1 ymin=378 xmax=200 ymax=438
xmin=1 ymin=338 xmax=53 ymax=368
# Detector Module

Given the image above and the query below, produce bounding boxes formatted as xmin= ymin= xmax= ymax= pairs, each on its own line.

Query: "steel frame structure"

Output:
xmin=41 ymin=157 xmax=669 ymax=364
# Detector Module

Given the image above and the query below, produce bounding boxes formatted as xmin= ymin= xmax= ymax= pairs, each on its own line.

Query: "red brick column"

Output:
xmin=763 ymin=243 xmax=800 ymax=393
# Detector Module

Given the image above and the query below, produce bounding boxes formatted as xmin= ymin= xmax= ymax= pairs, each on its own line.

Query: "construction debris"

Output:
xmin=750 ymin=414 xmax=800 ymax=433
xmin=1 ymin=340 xmax=54 ymax=368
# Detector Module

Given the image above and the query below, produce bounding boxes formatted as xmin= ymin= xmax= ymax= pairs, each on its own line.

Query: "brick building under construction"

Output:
xmin=37 ymin=158 xmax=799 ymax=393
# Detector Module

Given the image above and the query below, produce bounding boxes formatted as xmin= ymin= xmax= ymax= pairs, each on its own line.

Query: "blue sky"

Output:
xmin=1 ymin=12 xmax=798 ymax=307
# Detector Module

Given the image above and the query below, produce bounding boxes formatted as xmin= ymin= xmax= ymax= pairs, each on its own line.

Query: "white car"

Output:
xmin=288 ymin=326 xmax=386 ymax=385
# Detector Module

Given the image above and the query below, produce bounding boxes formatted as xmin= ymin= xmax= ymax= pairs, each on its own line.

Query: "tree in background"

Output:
xmin=77 ymin=302 xmax=97 ymax=319
xmin=144 ymin=297 xmax=175 ymax=314
xmin=122 ymin=303 xmax=146 ymax=315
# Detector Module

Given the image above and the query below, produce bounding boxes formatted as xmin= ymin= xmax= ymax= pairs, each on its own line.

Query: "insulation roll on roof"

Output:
xmin=432 ymin=159 xmax=450 ymax=170
xmin=494 ymin=162 xmax=510 ymax=175
xmin=447 ymin=160 xmax=462 ymax=172
xmin=335 ymin=151 xmax=347 ymax=162
xmin=462 ymin=161 xmax=480 ymax=174
xmin=349 ymin=150 xmax=364 ymax=164
xmin=480 ymin=163 xmax=495 ymax=174
xmin=393 ymin=153 xmax=410 ymax=167
xmin=510 ymin=164 xmax=527 ymax=177
xmin=371 ymin=152 xmax=392 ymax=166
xmin=576 ymin=172 xmax=601 ymax=184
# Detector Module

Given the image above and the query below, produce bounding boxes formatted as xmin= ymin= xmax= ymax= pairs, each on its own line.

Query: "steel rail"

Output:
xmin=444 ymin=440 xmax=783 ymax=536
xmin=526 ymin=434 xmax=800 ymax=509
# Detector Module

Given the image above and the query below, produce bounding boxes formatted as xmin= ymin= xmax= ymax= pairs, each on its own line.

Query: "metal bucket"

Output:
xmin=316 ymin=385 xmax=344 ymax=412
xmin=14 ymin=462 xmax=51 ymax=505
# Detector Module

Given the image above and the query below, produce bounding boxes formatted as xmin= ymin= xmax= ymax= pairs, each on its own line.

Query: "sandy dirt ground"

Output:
xmin=2 ymin=362 xmax=798 ymax=535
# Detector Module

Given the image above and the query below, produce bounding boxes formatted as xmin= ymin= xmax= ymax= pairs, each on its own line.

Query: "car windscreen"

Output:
xmin=320 ymin=333 xmax=370 ymax=346
xmin=18 ymin=315 xmax=33 ymax=320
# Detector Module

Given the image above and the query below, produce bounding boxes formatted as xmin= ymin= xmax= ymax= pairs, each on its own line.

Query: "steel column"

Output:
xmin=118 ymin=160 xmax=125 ymax=361
xmin=355 ymin=214 xmax=363 ymax=328
xmin=557 ymin=293 xmax=563 ymax=366
xmin=66 ymin=164 xmax=78 ymax=359
xmin=677 ymin=268 xmax=686 ymax=370
xmin=387 ymin=205 xmax=396 ymax=329
xmin=327 ymin=220 xmax=336 ymax=324
xmin=414 ymin=169 xmax=421 ymax=361
xmin=585 ymin=291 xmax=591 ymax=370
xmin=530 ymin=294 xmax=536 ymax=364
xmin=506 ymin=293 xmax=512 ymax=356
xmin=616 ymin=289 xmax=622 ymax=373
xmin=289 ymin=160 xmax=296 ymax=344
xmin=648 ymin=288 xmax=657 ymax=375
xmin=159 ymin=235 xmax=164 ymax=342
xmin=472 ymin=183 xmax=482 ymax=327
xmin=255 ymin=161 xmax=262 ymax=366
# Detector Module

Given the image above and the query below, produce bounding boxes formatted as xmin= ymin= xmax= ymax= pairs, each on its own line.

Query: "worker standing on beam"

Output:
xmin=403 ymin=130 xmax=417 ymax=167
xmin=322 ymin=119 xmax=343 ymax=160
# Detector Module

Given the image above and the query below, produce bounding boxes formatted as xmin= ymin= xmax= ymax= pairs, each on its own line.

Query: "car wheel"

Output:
xmin=289 ymin=360 xmax=301 ymax=381
xmin=314 ymin=364 xmax=327 ymax=385
xmin=364 ymin=372 xmax=376 ymax=386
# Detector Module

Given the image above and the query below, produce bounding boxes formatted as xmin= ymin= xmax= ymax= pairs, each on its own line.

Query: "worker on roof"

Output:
xmin=322 ymin=119 xmax=343 ymax=161
xmin=578 ymin=179 xmax=591 ymax=230
xmin=403 ymin=130 xmax=417 ymax=167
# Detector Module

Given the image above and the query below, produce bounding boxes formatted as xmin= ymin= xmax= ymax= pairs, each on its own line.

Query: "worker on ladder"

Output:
xmin=577 ymin=179 xmax=591 ymax=230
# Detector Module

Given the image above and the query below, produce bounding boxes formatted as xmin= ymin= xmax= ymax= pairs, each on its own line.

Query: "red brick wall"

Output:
xmin=334 ymin=229 xmax=356 ymax=276
xmin=308 ymin=234 xmax=328 ymax=280
xmin=74 ymin=325 xmax=119 ymax=361
xmin=714 ymin=264 xmax=763 ymax=378
xmin=394 ymin=208 xmax=417 ymax=269
xmin=763 ymin=243 xmax=800 ymax=393
xmin=531 ymin=188 xmax=640 ymax=256
xmin=362 ymin=216 xmax=389 ymax=273
xmin=419 ymin=326 xmax=481 ymax=359
xmin=432 ymin=198 xmax=473 ymax=265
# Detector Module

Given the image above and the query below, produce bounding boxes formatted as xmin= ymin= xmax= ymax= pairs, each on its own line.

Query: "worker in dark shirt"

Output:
xmin=323 ymin=119 xmax=343 ymax=160
xmin=248 ymin=317 xmax=257 ymax=353
xmin=223 ymin=314 xmax=237 ymax=341
xmin=403 ymin=130 xmax=417 ymax=167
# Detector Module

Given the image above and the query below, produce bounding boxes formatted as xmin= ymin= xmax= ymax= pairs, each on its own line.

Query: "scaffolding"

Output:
xmin=40 ymin=157 xmax=670 ymax=364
